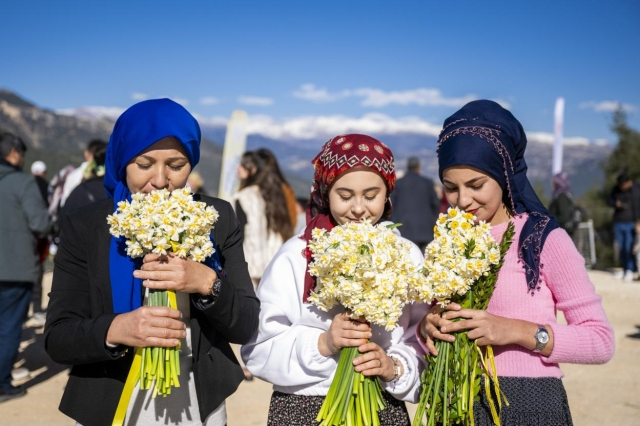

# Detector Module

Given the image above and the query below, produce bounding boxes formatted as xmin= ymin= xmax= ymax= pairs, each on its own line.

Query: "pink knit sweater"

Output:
xmin=418 ymin=214 xmax=615 ymax=378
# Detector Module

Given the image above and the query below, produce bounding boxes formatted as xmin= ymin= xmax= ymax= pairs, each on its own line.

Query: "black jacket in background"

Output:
xmin=44 ymin=195 xmax=259 ymax=426
xmin=390 ymin=171 xmax=440 ymax=245
xmin=608 ymin=183 xmax=640 ymax=223
xmin=60 ymin=176 xmax=108 ymax=219
xmin=34 ymin=175 xmax=49 ymax=206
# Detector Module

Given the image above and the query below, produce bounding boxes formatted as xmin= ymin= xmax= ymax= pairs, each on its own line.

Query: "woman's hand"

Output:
xmin=440 ymin=309 xmax=545 ymax=349
xmin=106 ymin=306 xmax=186 ymax=348
xmin=353 ymin=342 xmax=400 ymax=382
xmin=419 ymin=302 xmax=461 ymax=355
xmin=134 ymin=253 xmax=217 ymax=295
xmin=318 ymin=313 xmax=372 ymax=356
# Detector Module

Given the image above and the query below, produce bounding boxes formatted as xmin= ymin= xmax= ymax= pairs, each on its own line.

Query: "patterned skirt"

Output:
xmin=267 ymin=390 xmax=410 ymax=426
xmin=473 ymin=377 xmax=573 ymax=426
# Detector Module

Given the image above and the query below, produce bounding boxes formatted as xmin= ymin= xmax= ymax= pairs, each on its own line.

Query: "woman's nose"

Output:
xmin=457 ymin=189 xmax=472 ymax=210
xmin=150 ymin=167 xmax=169 ymax=189
xmin=351 ymin=198 xmax=365 ymax=215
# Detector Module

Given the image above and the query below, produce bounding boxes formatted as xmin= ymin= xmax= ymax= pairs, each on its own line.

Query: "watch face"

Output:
xmin=537 ymin=331 xmax=550 ymax=344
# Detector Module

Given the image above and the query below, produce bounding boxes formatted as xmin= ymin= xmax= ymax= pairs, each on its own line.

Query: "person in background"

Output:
xmin=419 ymin=100 xmax=614 ymax=424
xmin=30 ymin=160 xmax=49 ymax=206
xmin=293 ymin=197 xmax=308 ymax=235
xmin=548 ymin=172 xmax=577 ymax=235
xmin=60 ymin=138 xmax=107 ymax=207
xmin=44 ymin=99 xmax=258 ymax=426
xmin=255 ymin=148 xmax=298 ymax=231
xmin=59 ymin=141 xmax=108 ymax=218
xmin=390 ymin=156 xmax=440 ymax=251
xmin=608 ymin=172 xmax=640 ymax=281
xmin=29 ymin=159 xmax=52 ymax=326
xmin=0 ymin=132 xmax=52 ymax=403
xmin=187 ymin=170 xmax=208 ymax=195
xmin=233 ymin=151 xmax=293 ymax=289
xmin=241 ymin=134 xmax=427 ymax=425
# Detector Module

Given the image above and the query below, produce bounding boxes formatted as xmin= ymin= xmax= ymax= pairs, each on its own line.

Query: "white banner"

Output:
xmin=217 ymin=110 xmax=248 ymax=202
xmin=552 ymin=97 xmax=565 ymax=175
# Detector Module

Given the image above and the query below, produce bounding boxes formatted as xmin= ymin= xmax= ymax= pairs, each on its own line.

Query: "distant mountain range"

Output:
xmin=200 ymin=125 xmax=611 ymax=200
xmin=0 ymin=89 xmax=610 ymax=199
xmin=0 ymin=89 xmax=224 ymax=195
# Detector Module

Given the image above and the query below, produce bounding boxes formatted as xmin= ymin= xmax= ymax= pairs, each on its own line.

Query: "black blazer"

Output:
xmin=44 ymin=195 xmax=259 ymax=426
xmin=390 ymin=171 xmax=440 ymax=244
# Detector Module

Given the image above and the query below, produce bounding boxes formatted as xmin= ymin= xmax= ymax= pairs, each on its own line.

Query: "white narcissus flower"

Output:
xmin=307 ymin=219 xmax=425 ymax=331
xmin=420 ymin=207 xmax=499 ymax=305
xmin=106 ymin=188 xmax=219 ymax=263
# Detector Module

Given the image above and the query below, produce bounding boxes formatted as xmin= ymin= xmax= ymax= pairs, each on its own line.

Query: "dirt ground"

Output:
xmin=0 ymin=270 xmax=638 ymax=425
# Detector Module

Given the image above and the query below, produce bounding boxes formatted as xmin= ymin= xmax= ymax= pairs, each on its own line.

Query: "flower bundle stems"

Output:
xmin=139 ymin=289 xmax=181 ymax=397
xmin=108 ymin=188 xmax=220 ymax=424
xmin=316 ymin=345 xmax=386 ymax=426
xmin=414 ymin=219 xmax=515 ymax=426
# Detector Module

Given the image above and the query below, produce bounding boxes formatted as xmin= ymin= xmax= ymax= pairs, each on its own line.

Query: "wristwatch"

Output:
xmin=200 ymin=277 xmax=222 ymax=304
xmin=533 ymin=324 xmax=550 ymax=352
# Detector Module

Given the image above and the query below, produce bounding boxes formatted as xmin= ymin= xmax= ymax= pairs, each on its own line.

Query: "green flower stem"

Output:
xmin=428 ymin=339 xmax=445 ymax=426
xmin=316 ymin=344 xmax=385 ymax=426
xmin=137 ymin=288 xmax=181 ymax=397
xmin=442 ymin=341 xmax=449 ymax=425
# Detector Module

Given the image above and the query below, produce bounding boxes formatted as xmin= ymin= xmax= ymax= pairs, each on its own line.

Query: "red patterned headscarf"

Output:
xmin=301 ymin=134 xmax=396 ymax=302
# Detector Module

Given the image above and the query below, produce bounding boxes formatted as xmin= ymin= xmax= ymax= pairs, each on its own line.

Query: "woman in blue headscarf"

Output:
xmin=45 ymin=99 xmax=259 ymax=426
xmin=417 ymin=100 xmax=613 ymax=425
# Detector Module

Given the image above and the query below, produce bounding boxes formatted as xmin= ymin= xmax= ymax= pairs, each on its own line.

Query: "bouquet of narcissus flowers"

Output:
xmin=107 ymin=188 xmax=219 ymax=400
xmin=107 ymin=187 xmax=218 ymax=262
xmin=307 ymin=219 xmax=425 ymax=426
xmin=414 ymin=207 xmax=515 ymax=426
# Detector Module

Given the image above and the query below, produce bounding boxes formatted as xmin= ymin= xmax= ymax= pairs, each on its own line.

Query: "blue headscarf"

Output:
xmin=437 ymin=100 xmax=559 ymax=295
xmin=104 ymin=98 xmax=220 ymax=313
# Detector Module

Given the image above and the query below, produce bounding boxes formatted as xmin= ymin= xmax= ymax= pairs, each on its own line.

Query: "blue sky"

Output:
xmin=2 ymin=0 xmax=639 ymax=144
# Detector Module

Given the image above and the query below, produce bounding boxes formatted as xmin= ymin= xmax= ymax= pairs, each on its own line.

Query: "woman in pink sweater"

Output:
xmin=418 ymin=100 xmax=614 ymax=425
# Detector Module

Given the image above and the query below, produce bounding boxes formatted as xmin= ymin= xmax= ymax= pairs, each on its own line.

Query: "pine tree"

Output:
xmin=580 ymin=106 xmax=640 ymax=268
xmin=602 ymin=108 xmax=640 ymax=185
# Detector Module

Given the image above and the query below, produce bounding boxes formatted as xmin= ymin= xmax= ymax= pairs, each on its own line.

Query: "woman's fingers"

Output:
xmin=352 ymin=343 xmax=393 ymax=378
xmin=142 ymin=253 xmax=163 ymax=263
xmin=146 ymin=306 xmax=182 ymax=319
xmin=425 ymin=335 xmax=439 ymax=356
xmin=140 ymin=261 xmax=175 ymax=271
xmin=134 ymin=269 xmax=172 ymax=281
xmin=444 ymin=302 xmax=462 ymax=311
xmin=334 ymin=336 xmax=369 ymax=349
xmin=425 ymin=311 xmax=455 ymax=342
xmin=107 ymin=306 xmax=185 ymax=348
xmin=142 ymin=280 xmax=176 ymax=290
xmin=138 ymin=307 xmax=186 ymax=346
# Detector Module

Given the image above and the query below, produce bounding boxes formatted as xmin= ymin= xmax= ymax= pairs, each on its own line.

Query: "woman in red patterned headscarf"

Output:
xmin=241 ymin=134 xmax=428 ymax=425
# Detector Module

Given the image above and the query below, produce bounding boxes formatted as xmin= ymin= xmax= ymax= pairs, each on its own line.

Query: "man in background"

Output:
xmin=29 ymin=160 xmax=51 ymax=327
xmin=0 ymin=132 xmax=52 ymax=403
xmin=30 ymin=160 xmax=49 ymax=206
xmin=60 ymin=139 xmax=107 ymax=207
xmin=608 ymin=172 xmax=640 ymax=281
xmin=390 ymin=156 xmax=440 ymax=251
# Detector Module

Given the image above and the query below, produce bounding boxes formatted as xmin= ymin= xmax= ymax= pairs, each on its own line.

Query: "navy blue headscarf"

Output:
xmin=104 ymin=98 xmax=219 ymax=313
xmin=437 ymin=100 xmax=559 ymax=295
